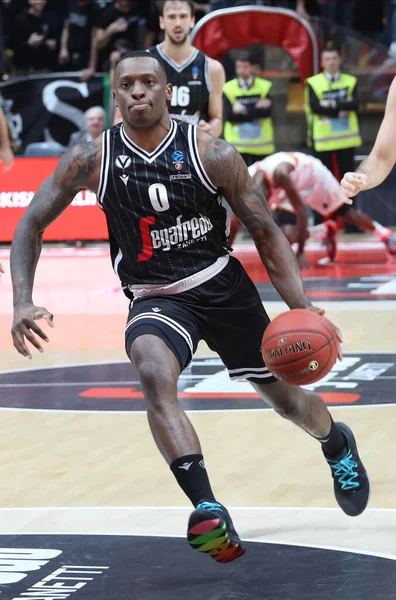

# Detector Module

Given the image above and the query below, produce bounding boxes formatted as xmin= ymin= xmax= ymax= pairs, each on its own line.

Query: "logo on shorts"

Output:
xmin=199 ymin=460 xmax=206 ymax=469
xmin=115 ymin=155 xmax=132 ymax=169
xmin=152 ymin=307 xmax=162 ymax=312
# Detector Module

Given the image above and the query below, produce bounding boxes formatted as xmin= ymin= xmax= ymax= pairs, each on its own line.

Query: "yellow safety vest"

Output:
xmin=223 ymin=77 xmax=275 ymax=155
xmin=305 ymin=72 xmax=362 ymax=151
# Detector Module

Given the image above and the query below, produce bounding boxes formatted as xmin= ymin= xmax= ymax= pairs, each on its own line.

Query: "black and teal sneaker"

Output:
xmin=187 ymin=500 xmax=246 ymax=563
xmin=324 ymin=422 xmax=370 ymax=517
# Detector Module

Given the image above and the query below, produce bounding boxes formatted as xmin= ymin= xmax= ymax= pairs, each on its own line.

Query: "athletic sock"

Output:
xmin=317 ymin=418 xmax=347 ymax=457
xmin=170 ymin=454 xmax=216 ymax=507
xmin=309 ymin=223 xmax=327 ymax=240
xmin=372 ymin=221 xmax=392 ymax=242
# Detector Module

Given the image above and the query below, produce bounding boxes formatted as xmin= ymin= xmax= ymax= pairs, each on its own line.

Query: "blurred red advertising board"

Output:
xmin=0 ymin=157 xmax=108 ymax=241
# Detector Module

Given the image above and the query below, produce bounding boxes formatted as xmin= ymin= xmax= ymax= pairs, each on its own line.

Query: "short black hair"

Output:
xmin=156 ymin=0 xmax=195 ymax=17
xmin=322 ymin=43 xmax=341 ymax=55
xmin=236 ymin=52 xmax=253 ymax=65
xmin=115 ymin=50 xmax=167 ymax=80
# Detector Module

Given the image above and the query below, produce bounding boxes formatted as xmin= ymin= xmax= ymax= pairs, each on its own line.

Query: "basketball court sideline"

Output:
xmin=0 ymin=244 xmax=395 ymax=600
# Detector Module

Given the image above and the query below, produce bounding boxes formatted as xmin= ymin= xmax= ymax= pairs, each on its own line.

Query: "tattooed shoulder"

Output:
xmin=57 ymin=141 xmax=100 ymax=192
xmin=198 ymin=133 xmax=239 ymax=192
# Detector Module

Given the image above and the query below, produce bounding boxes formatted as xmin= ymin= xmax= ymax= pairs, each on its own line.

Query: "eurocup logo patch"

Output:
xmin=115 ymin=155 xmax=132 ymax=169
xmin=172 ymin=149 xmax=184 ymax=171
xmin=172 ymin=150 xmax=184 ymax=162
xmin=192 ymin=65 xmax=199 ymax=80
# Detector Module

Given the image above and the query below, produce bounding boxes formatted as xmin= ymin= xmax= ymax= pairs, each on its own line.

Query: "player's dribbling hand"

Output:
xmin=11 ymin=303 xmax=54 ymax=359
xmin=340 ymin=172 xmax=368 ymax=204
xmin=307 ymin=306 xmax=343 ymax=361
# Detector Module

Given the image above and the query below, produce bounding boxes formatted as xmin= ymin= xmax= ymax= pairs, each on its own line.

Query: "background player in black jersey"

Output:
xmin=113 ymin=1 xmax=225 ymax=136
xmin=11 ymin=52 xmax=370 ymax=565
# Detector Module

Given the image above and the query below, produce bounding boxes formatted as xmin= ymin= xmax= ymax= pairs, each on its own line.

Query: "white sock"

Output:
xmin=372 ymin=221 xmax=392 ymax=241
xmin=309 ymin=223 xmax=327 ymax=240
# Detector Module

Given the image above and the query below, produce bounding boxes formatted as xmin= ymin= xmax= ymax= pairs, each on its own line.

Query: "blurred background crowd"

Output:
xmin=0 ymin=0 xmax=393 ymax=80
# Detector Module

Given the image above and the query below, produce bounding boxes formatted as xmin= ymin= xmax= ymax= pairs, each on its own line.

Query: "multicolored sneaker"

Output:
xmin=187 ymin=500 xmax=246 ymax=563
xmin=324 ymin=422 xmax=370 ymax=517
xmin=322 ymin=220 xmax=338 ymax=262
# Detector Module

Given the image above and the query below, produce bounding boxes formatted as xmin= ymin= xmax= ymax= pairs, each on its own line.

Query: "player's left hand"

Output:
xmin=308 ymin=306 xmax=343 ymax=360
xmin=297 ymin=253 xmax=310 ymax=270
xmin=198 ymin=120 xmax=212 ymax=134
xmin=0 ymin=146 xmax=14 ymax=172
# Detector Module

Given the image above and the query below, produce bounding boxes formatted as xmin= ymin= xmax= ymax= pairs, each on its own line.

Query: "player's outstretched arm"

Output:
xmin=199 ymin=133 xmax=313 ymax=310
xmin=273 ymin=164 xmax=308 ymax=264
xmin=341 ymin=76 xmax=396 ymax=199
xmin=11 ymin=141 xmax=101 ymax=358
xmin=199 ymin=59 xmax=226 ymax=137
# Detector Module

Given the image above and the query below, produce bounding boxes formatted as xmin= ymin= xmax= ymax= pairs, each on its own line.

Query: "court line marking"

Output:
xmin=1 ymin=355 xmax=395 ymax=414
xmin=0 ymin=506 xmax=395 ymax=512
xmin=3 ymin=530 xmax=395 ymax=562
xmin=0 ymin=360 xmax=132 ymax=376
xmin=0 ymin=351 xmax=394 ymax=376
xmin=0 ymin=404 xmax=394 ymax=415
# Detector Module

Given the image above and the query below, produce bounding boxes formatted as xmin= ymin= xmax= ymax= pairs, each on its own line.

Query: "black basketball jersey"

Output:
xmin=149 ymin=44 xmax=210 ymax=125
xmin=97 ymin=120 xmax=229 ymax=298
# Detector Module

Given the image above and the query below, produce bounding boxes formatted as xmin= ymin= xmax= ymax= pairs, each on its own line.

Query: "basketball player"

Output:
xmin=340 ymin=76 xmax=396 ymax=199
xmin=0 ymin=104 xmax=14 ymax=172
xmin=249 ymin=152 xmax=396 ymax=268
xmin=113 ymin=0 xmax=225 ymax=135
xmin=10 ymin=52 xmax=370 ymax=565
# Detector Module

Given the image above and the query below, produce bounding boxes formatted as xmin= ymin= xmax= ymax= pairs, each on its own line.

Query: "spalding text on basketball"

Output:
xmin=265 ymin=338 xmax=312 ymax=363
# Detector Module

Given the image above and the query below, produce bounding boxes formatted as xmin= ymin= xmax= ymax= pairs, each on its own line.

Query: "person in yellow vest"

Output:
xmin=223 ymin=54 xmax=275 ymax=167
xmin=305 ymin=46 xmax=361 ymax=181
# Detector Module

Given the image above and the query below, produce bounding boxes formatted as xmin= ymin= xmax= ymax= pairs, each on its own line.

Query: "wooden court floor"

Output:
xmin=0 ymin=244 xmax=396 ymax=563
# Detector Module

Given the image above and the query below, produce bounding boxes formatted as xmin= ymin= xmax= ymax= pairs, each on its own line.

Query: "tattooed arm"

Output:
xmin=198 ymin=132 xmax=312 ymax=309
xmin=11 ymin=141 xmax=101 ymax=358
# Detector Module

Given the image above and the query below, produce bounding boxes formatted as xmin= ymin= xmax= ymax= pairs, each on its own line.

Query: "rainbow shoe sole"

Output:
xmin=187 ymin=502 xmax=246 ymax=564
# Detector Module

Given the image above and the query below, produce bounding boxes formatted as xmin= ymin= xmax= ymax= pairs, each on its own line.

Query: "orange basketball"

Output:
xmin=262 ymin=309 xmax=339 ymax=386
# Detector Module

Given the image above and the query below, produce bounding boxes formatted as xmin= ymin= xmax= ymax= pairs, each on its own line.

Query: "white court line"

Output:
xmin=0 ymin=506 xmax=395 ymax=512
xmin=0 ymin=403 xmax=394 ymax=415
xmin=4 ymin=530 xmax=396 ymax=562
xmin=0 ymin=375 xmax=206 ymax=387
xmin=0 ymin=403 xmax=394 ymax=414
xmin=264 ymin=301 xmax=396 ymax=312
xmin=0 ymin=360 xmax=131 ymax=376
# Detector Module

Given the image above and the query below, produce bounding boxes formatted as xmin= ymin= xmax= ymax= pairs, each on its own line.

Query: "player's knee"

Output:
xmin=136 ymin=359 xmax=177 ymax=403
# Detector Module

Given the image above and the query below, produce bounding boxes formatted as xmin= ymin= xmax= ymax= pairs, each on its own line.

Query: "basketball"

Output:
xmin=262 ymin=309 xmax=339 ymax=386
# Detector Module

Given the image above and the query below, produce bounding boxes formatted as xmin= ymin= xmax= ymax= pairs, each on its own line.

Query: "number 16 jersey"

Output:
xmin=149 ymin=44 xmax=210 ymax=126
xmin=97 ymin=120 xmax=229 ymax=299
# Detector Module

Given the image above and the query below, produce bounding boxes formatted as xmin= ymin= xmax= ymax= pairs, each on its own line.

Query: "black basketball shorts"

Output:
xmin=124 ymin=256 xmax=277 ymax=384
xmin=274 ymin=203 xmax=352 ymax=227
